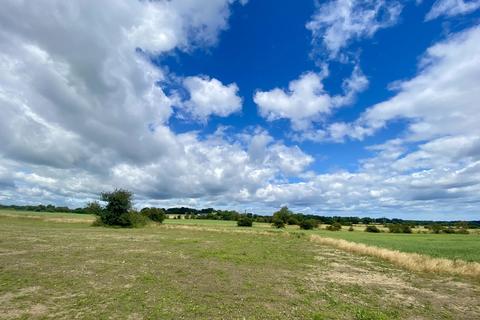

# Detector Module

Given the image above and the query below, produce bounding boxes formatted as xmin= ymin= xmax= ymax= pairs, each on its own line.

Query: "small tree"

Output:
xmin=272 ymin=218 xmax=286 ymax=228
xmin=141 ymin=207 xmax=166 ymax=223
xmin=299 ymin=219 xmax=318 ymax=230
xmin=96 ymin=189 xmax=147 ymax=227
xmin=365 ymin=225 xmax=380 ymax=233
xmin=326 ymin=222 xmax=342 ymax=231
xmin=272 ymin=206 xmax=293 ymax=224
xmin=85 ymin=201 xmax=103 ymax=216
xmin=237 ymin=216 xmax=253 ymax=227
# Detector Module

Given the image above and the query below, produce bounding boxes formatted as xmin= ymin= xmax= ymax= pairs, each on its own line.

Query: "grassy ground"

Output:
xmin=165 ymin=219 xmax=480 ymax=262
xmin=1 ymin=211 xmax=480 ymax=319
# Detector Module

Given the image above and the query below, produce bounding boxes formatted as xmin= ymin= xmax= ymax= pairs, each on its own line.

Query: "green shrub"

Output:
xmin=387 ymin=224 xmax=412 ymax=233
xmin=141 ymin=207 xmax=166 ymax=223
xmin=443 ymin=227 xmax=456 ymax=234
xmin=287 ymin=216 xmax=299 ymax=225
xmin=365 ymin=225 xmax=380 ymax=233
xmin=120 ymin=210 xmax=149 ymax=228
xmin=237 ymin=217 xmax=253 ymax=227
xmin=272 ymin=218 xmax=285 ymax=228
xmin=348 ymin=226 xmax=354 ymax=232
xmin=456 ymin=228 xmax=470 ymax=234
xmin=326 ymin=222 xmax=342 ymax=231
xmin=430 ymin=224 xmax=444 ymax=234
xmin=299 ymin=219 xmax=318 ymax=230
xmin=85 ymin=201 xmax=103 ymax=216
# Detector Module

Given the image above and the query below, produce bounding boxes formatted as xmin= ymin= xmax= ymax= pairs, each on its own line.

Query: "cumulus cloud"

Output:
xmin=180 ymin=76 xmax=242 ymax=121
xmin=254 ymin=65 xmax=368 ymax=130
xmin=426 ymin=0 xmax=480 ymax=20
xmin=1 ymin=0 xmax=301 ymax=207
xmin=325 ymin=25 xmax=480 ymax=142
xmin=307 ymin=0 xmax=403 ymax=59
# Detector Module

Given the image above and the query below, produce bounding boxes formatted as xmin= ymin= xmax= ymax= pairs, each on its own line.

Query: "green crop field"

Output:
xmin=1 ymin=210 xmax=480 ymax=319
xmin=166 ymin=219 xmax=480 ymax=262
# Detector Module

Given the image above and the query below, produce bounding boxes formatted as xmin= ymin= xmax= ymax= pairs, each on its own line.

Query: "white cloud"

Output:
xmin=426 ymin=0 xmax=480 ymax=21
xmin=307 ymin=0 xmax=403 ymax=59
xmin=254 ymin=65 xmax=368 ymax=130
xmin=325 ymin=25 xmax=480 ymax=142
xmin=181 ymin=76 xmax=242 ymax=121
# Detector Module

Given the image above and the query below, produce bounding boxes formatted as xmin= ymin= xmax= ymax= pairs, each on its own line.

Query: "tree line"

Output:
xmin=1 ymin=196 xmax=479 ymax=228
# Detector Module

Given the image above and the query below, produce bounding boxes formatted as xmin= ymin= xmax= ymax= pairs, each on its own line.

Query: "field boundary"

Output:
xmin=309 ymin=234 xmax=480 ymax=279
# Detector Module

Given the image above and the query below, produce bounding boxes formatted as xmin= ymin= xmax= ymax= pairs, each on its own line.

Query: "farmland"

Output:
xmin=1 ymin=210 xmax=480 ymax=319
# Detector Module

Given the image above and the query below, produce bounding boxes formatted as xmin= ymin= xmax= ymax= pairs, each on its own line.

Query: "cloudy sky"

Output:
xmin=0 ymin=0 xmax=479 ymax=219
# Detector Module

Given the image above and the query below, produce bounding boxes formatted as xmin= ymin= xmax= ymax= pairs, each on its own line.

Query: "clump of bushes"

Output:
xmin=237 ymin=216 xmax=253 ymax=227
xmin=387 ymin=223 xmax=412 ymax=233
xmin=272 ymin=218 xmax=286 ymax=228
xmin=93 ymin=189 xmax=146 ymax=227
xmin=141 ymin=207 xmax=166 ymax=223
xmin=299 ymin=219 xmax=318 ymax=230
xmin=348 ymin=226 xmax=354 ymax=232
xmin=326 ymin=222 xmax=342 ymax=231
xmin=91 ymin=189 xmax=167 ymax=228
xmin=365 ymin=225 xmax=381 ymax=233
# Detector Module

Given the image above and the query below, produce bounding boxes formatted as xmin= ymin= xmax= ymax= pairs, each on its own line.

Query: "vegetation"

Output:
xmin=387 ymin=223 xmax=412 ymax=233
xmin=94 ymin=189 xmax=147 ymax=228
xmin=365 ymin=225 xmax=381 ymax=233
xmin=272 ymin=218 xmax=285 ymax=228
xmin=299 ymin=219 xmax=318 ymax=230
xmin=1 ymin=212 xmax=479 ymax=319
xmin=326 ymin=222 xmax=342 ymax=231
xmin=237 ymin=216 xmax=253 ymax=227
xmin=141 ymin=207 xmax=166 ymax=223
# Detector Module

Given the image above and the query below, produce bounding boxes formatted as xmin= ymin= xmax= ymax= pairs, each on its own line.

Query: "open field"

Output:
xmin=1 ymin=211 xmax=480 ymax=319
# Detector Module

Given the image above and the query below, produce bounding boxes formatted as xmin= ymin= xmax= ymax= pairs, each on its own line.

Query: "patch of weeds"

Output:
xmin=354 ymin=308 xmax=390 ymax=320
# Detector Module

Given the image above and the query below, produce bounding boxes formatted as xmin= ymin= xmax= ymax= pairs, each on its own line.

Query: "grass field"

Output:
xmin=1 ymin=210 xmax=480 ymax=319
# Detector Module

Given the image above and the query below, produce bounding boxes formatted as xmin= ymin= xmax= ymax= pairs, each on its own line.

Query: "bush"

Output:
xmin=94 ymin=189 xmax=147 ymax=228
xmin=348 ymin=226 xmax=354 ymax=232
xmin=141 ymin=207 xmax=166 ymax=223
xmin=365 ymin=225 xmax=380 ymax=233
xmin=387 ymin=223 xmax=412 ymax=233
xmin=456 ymin=228 xmax=470 ymax=234
xmin=85 ymin=201 xmax=103 ymax=216
xmin=443 ymin=227 xmax=456 ymax=234
xmin=237 ymin=217 xmax=253 ymax=227
xmin=272 ymin=218 xmax=285 ymax=228
xmin=299 ymin=219 xmax=318 ymax=230
xmin=272 ymin=206 xmax=293 ymax=225
xmin=326 ymin=222 xmax=342 ymax=231
xmin=120 ymin=210 xmax=149 ymax=228
xmin=430 ymin=224 xmax=444 ymax=234
xmin=287 ymin=216 xmax=300 ymax=225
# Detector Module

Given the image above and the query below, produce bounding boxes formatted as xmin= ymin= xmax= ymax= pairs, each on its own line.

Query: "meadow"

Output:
xmin=1 ymin=210 xmax=480 ymax=319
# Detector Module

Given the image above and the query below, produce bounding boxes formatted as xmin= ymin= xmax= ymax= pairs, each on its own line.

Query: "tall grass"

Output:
xmin=309 ymin=235 xmax=480 ymax=279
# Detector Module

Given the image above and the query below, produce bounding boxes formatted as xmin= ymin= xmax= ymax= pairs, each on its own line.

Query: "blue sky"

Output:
xmin=1 ymin=0 xmax=480 ymax=219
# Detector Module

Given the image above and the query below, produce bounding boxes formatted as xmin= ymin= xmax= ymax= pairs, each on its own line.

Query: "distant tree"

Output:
xmin=272 ymin=206 xmax=293 ymax=224
xmin=365 ymin=225 xmax=380 ymax=233
xmin=141 ymin=207 xmax=166 ymax=223
xmin=430 ymin=224 xmax=444 ymax=234
xmin=96 ymin=189 xmax=147 ymax=227
xmin=287 ymin=216 xmax=300 ymax=225
xmin=387 ymin=224 xmax=412 ymax=234
xmin=272 ymin=218 xmax=285 ymax=229
xmin=237 ymin=216 xmax=253 ymax=227
xmin=326 ymin=222 xmax=342 ymax=231
xmin=85 ymin=201 xmax=103 ymax=216
xmin=299 ymin=219 xmax=318 ymax=230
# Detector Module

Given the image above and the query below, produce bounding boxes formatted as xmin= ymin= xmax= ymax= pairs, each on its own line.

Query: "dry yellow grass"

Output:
xmin=309 ymin=234 xmax=480 ymax=279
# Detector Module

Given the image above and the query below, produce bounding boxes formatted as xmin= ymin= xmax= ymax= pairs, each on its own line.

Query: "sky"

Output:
xmin=0 ymin=0 xmax=480 ymax=220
